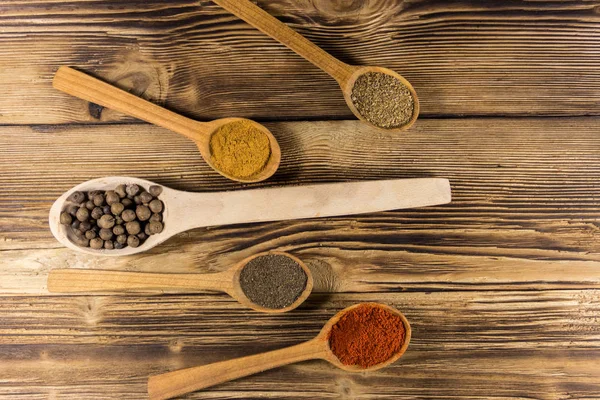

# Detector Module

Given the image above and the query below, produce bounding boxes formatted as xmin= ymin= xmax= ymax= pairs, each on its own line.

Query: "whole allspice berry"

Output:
xmin=137 ymin=231 xmax=148 ymax=241
xmin=115 ymin=184 xmax=127 ymax=198
xmin=127 ymin=235 xmax=140 ymax=248
xmin=148 ymin=221 xmax=163 ymax=235
xmin=115 ymin=215 xmax=124 ymax=225
xmin=90 ymin=237 xmax=104 ymax=249
xmin=116 ymin=234 xmax=127 ymax=244
xmin=121 ymin=198 xmax=133 ymax=208
xmin=121 ymin=209 xmax=136 ymax=222
xmin=76 ymin=207 xmax=89 ymax=222
xmin=91 ymin=207 xmax=104 ymax=220
xmin=98 ymin=214 xmax=115 ymax=229
xmin=105 ymin=190 xmax=120 ymax=205
xmin=149 ymin=199 xmax=163 ymax=213
xmin=140 ymin=192 xmax=153 ymax=204
xmin=113 ymin=225 xmax=125 ymax=236
xmin=99 ymin=228 xmax=113 ymax=241
xmin=126 ymin=184 xmax=140 ymax=197
xmin=79 ymin=221 xmax=92 ymax=232
xmin=93 ymin=194 xmax=105 ymax=207
xmin=133 ymin=195 xmax=142 ymax=205
xmin=114 ymin=242 xmax=125 ymax=249
xmin=149 ymin=213 xmax=161 ymax=222
xmin=85 ymin=200 xmax=95 ymax=210
xmin=125 ymin=221 xmax=141 ymax=235
xmin=72 ymin=230 xmax=89 ymax=247
xmin=136 ymin=205 xmax=151 ymax=221
xmin=149 ymin=185 xmax=162 ymax=197
xmin=68 ymin=191 xmax=85 ymax=204
xmin=60 ymin=212 xmax=72 ymax=225
xmin=85 ymin=230 xmax=97 ymax=240
xmin=66 ymin=204 xmax=79 ymax=216
xmin=104 ymin=240 xmax=114 ymax=250
xmin=103 ymin=205 xmax=111 ymax=215
xmin=71 ymin=220 xmax=81 ymax=230
xmin=111 ymin=202 xmax=125 ymax=216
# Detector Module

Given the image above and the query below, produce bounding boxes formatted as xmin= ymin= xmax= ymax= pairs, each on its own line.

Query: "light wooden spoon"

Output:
xmin=47 ymin=251 xmax=312 ymax=313
xmin=52 ymin=66 xmax=281 ymax=183
xmin=49 ymin=176 xmax=451 ymax=256
xmin=148 ymin=302 xmax=411 ymax=400
xmin=211 ymin=0 xmax=419 ymax=131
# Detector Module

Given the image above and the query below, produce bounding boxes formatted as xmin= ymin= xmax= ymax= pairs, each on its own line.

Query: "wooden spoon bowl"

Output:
xmin=148 ymin=302 xmax=411 ymax=400
xmin=47 ymin=251 xmax=313 ymax=313
xmin=53 ymin=66 xmax=281 ymax=183
xmin=49 ymin=176 xmax=452 ymax=256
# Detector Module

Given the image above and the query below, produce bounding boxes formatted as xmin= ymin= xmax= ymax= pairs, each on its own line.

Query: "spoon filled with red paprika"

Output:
xmin=148 ymin=303 xmax=411 ymax=400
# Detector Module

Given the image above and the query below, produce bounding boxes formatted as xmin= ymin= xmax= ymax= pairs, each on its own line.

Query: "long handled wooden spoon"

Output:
xmin=49 ymin=176 xmax=451 ymax=256
xmin=147 ymin=302 xmax=411 ymax=400
xmin=47 ymin=251 xmax=312 ymax=313
xmin=53 ymin=66 xmax=281 ymax=183
xmin=211 ymin=0 xmax=419 ymax=131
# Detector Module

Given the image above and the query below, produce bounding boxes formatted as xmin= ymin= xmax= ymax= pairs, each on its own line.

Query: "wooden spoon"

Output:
xmin=47 ymin=251 xmax=312 ymax=313
xmin=52 ymin=66 xmax=281 ymax=183
xmin=148 ymin=302 xmax=411 ymax=400
xmin=211 ymin=0 xmax=420 ymax=131
xmin=49 ymin=176 xmax=451 ymax=256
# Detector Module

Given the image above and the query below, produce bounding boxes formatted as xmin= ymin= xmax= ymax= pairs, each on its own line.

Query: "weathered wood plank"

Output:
xmin=1 ymin=0 xmax=600 ymax=123
xmin=0 ymin=292 xmax=598 ymax=399
xmin=1 ymin=118 xmax=599 ymax=294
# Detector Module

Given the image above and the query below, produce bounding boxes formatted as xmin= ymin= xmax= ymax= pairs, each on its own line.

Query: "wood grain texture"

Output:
xmin=0 ymin=292 xmax=599 ymax=399
xmin=1 ymin=0 xmax=600 ymax=123
xmin=2 ymin=118 xmax=600 ymax=290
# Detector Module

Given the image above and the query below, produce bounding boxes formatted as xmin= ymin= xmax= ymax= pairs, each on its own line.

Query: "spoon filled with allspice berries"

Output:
xmin=48 ymin=251 xmax=313 ymax=314
xmin=50 ymin=176 xmax=451 ymax=256
xmin=210 ymin=0 xmax=419 ymax=131
xmin=53 ymin=66 xmax=280 ymax=183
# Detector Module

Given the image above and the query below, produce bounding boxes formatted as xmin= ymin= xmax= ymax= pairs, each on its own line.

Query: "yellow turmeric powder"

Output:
xmin=209 ymin=120 xmax=271 ymax=179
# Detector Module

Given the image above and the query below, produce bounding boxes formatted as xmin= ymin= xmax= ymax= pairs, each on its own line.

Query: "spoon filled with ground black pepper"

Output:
xmin=53 ymin=66 xmax=280 ymax=182
xmin=210 ymin=0 xmax=419 ymax=131
xmin=148 ymin=303 xmax=411 ymax=400
xmin=50 ymin=176 xmax=451 ymax=256
xmin=48 ymin=251 xmax=312 ymax=313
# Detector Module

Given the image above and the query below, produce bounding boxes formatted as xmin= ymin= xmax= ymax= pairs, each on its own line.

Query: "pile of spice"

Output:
xmin=59 ymin=184 xmax=164 ymax=250
xmin=209 ymin=120 xmax=271 ymax=179
xmin=239 ymin=254 xmax=308 ymax=309
xmin=328 ymin=303 xmax=406 ymax=368
xmin=351 ymin=72 xmax=414 ymax=129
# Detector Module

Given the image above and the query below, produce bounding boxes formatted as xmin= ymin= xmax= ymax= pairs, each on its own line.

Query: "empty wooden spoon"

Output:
xmin=147 ymin=302 xmax=411 ymax=400
xmin=211 ymin=0 xmax=419 ymax=131
xmin=49 ymin=176 xmax=451 ymax=256
xmin=53 ymin=66 xmax=281 ymax=183
xmin=47 ymin=251 xmax=312 ymax=313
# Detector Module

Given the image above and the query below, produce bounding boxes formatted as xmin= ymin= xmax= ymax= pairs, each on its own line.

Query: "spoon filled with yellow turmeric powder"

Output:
xmin=53 ymin=66 xmax=280 ymax=183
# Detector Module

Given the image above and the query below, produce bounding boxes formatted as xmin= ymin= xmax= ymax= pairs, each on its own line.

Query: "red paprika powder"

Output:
xmin=328 ymin=303 xmax=406 ymax=368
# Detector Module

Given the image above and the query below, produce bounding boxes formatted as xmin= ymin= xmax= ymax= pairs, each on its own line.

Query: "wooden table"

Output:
xmin=2 ymin=1 xmax=600 ymax=398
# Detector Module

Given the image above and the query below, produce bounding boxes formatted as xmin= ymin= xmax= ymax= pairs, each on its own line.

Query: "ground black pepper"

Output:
xmin=239 ymin=254 xmax=308 ymax=309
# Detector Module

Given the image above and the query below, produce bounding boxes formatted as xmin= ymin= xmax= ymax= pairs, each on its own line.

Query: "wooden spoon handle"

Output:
xmin=212 ymin=0 xmax=355 ymax=83
xmin=175 ymin=178 xmax=451 ymax=232
xmin=52 ymin=66 xmax=205 ymax=140
xmin=47 ymin=269 xmax=233 ymax=294
xmin=148 ymin=339 xmax=325 ymax=400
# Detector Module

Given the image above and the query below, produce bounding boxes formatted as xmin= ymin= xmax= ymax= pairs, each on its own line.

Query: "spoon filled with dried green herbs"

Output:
xmin=211 ymin=0 xmax=419 ymax=131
